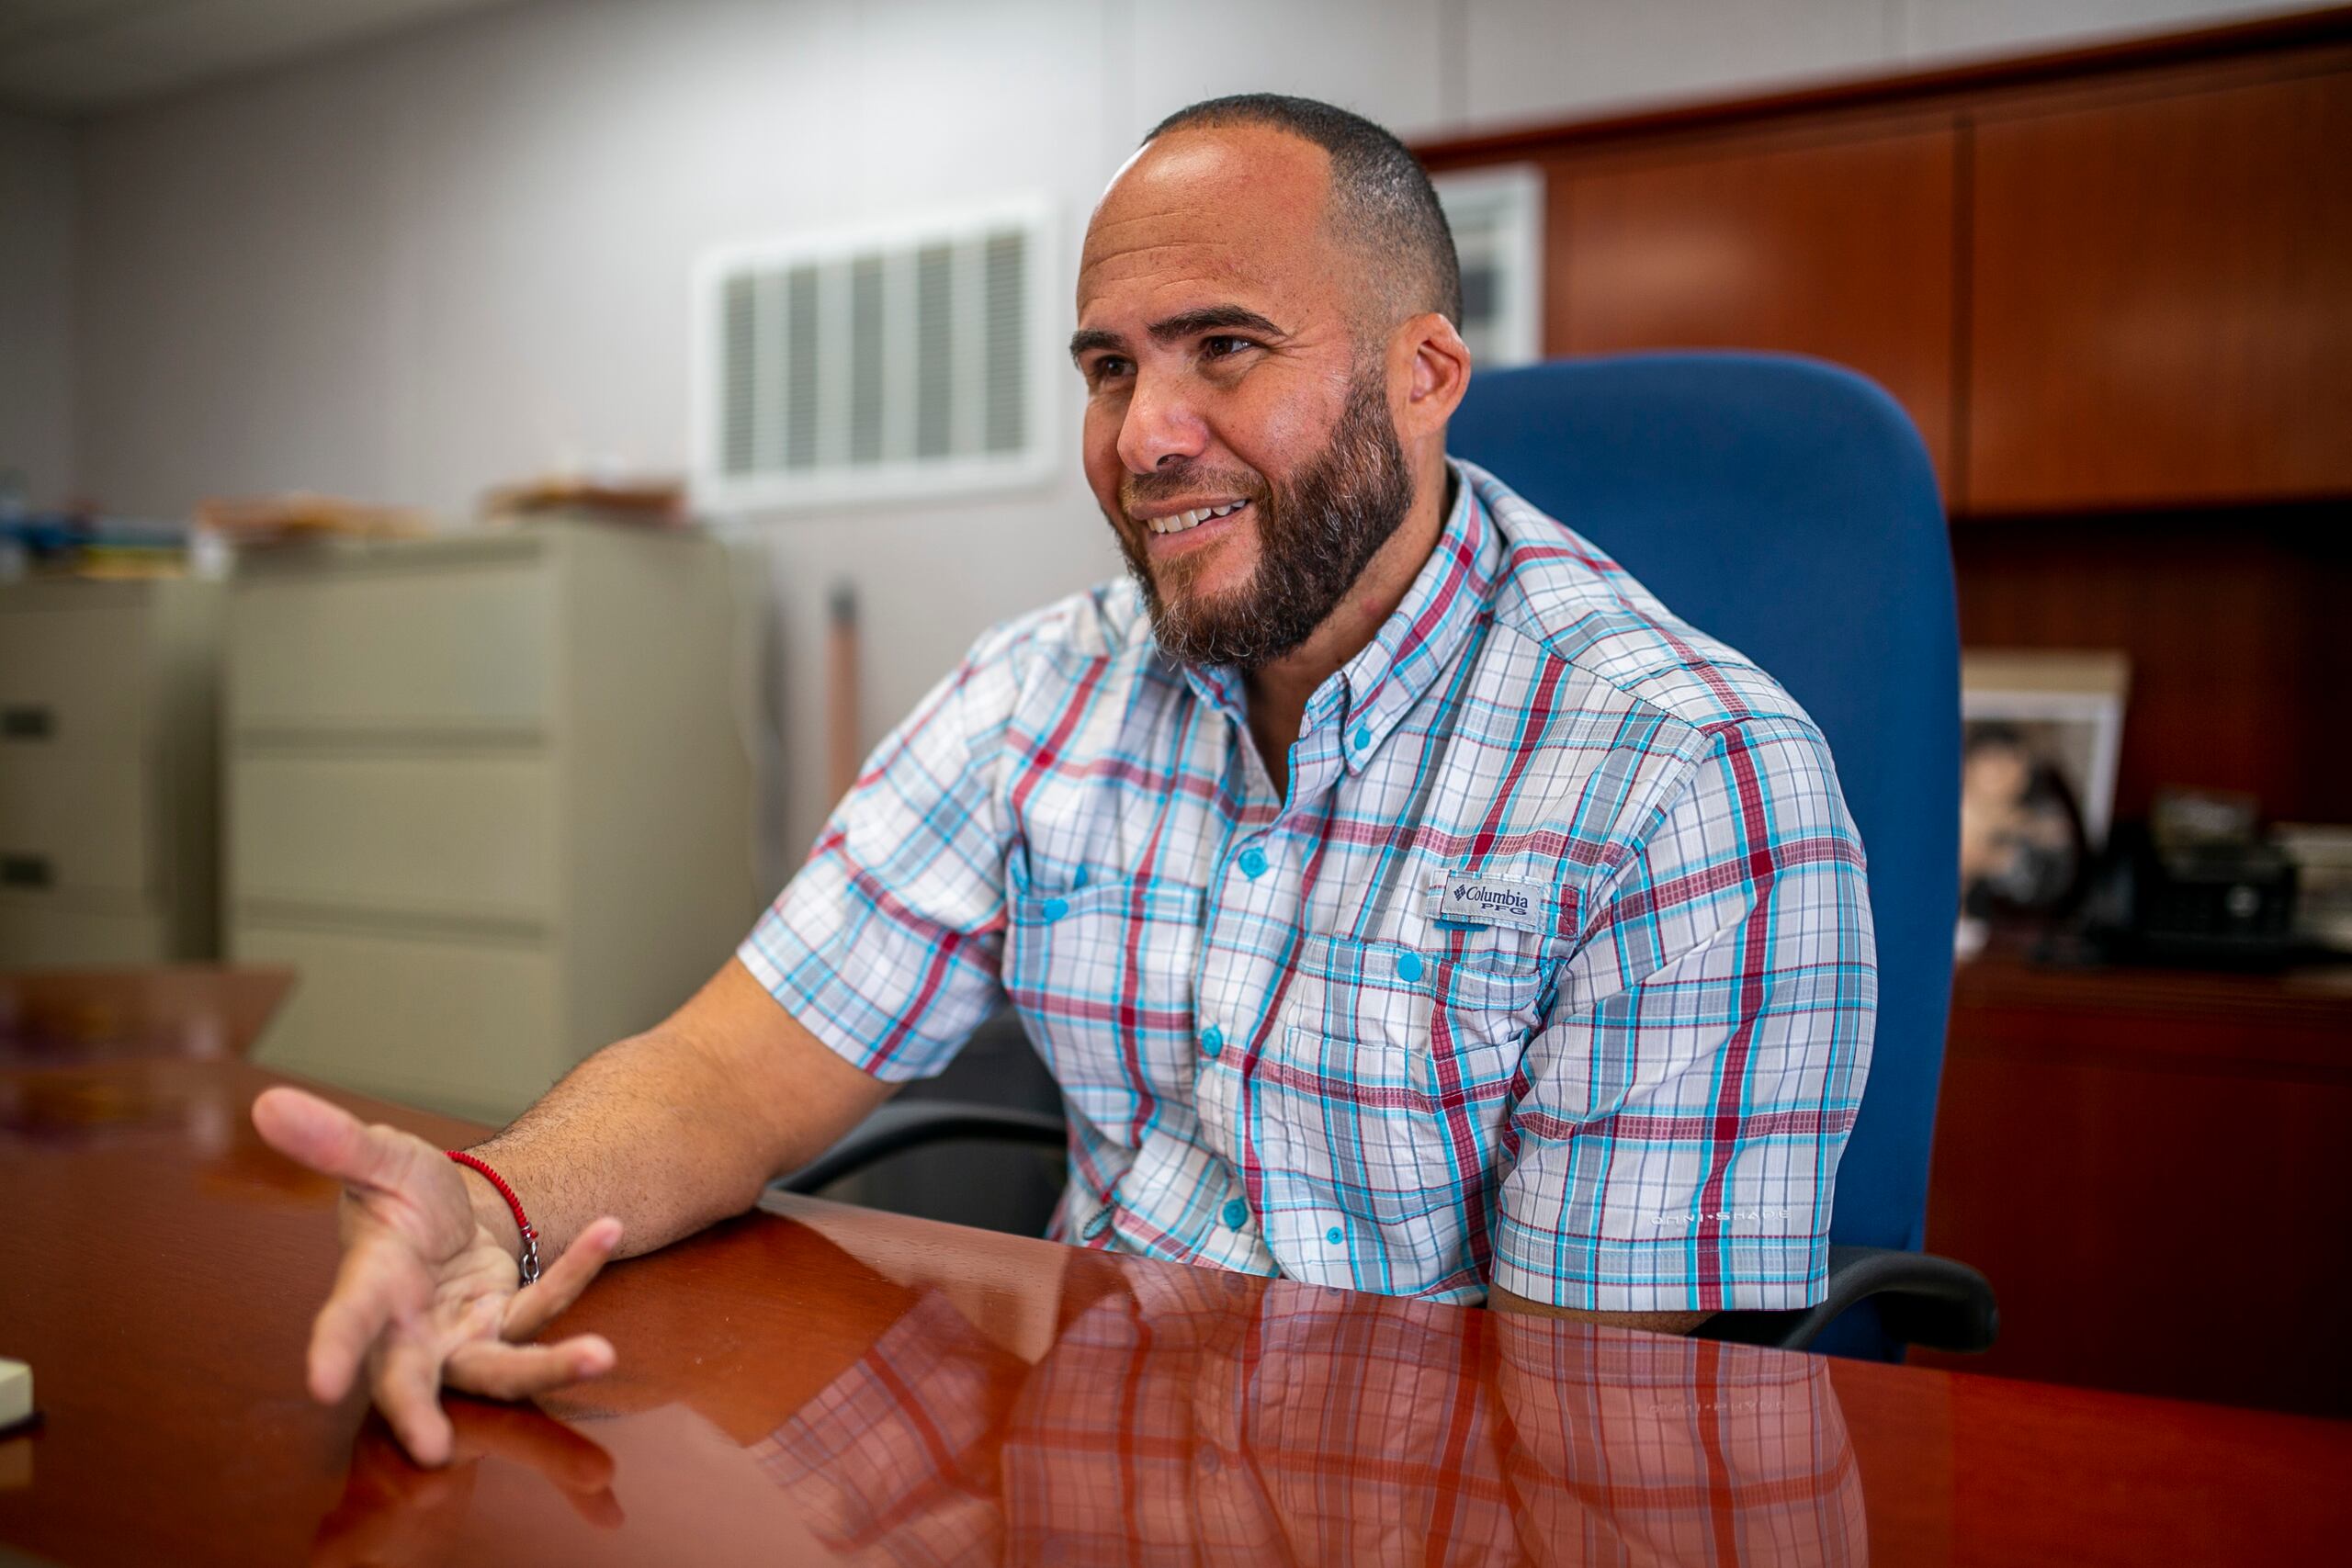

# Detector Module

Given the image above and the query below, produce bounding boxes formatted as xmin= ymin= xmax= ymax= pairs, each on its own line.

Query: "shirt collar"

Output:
xmin=1171 ymin=461 xmax=1499 ymax=761
xmin=1330 ymin=461 xmax=1498 ymax=773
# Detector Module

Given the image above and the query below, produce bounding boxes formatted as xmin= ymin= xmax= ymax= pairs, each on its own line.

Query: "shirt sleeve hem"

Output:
xmin=1488 ymin=1239 xmax=1829 ymax=1314
xmin=732 ymin=929 xmax=936 ymax=1087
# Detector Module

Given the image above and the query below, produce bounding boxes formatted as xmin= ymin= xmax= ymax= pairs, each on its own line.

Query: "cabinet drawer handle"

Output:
xmin=1 ymin=705 xmax=52 ymax=740
xmin=0 ymin=853 xmax=51 ymax=888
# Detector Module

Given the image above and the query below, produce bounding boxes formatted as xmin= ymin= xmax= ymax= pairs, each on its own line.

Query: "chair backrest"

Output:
xmin=1449 ymin=353 xmax=1960 ymax=1345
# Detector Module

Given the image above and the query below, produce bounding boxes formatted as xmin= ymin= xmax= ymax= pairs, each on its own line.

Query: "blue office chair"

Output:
xmin=783 ymin=352 xmax=1995 ymax=1361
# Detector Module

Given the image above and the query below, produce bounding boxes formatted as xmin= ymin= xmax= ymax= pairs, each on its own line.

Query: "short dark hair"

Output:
xmin=1145 ymin=94 xmax=1463 ymax=328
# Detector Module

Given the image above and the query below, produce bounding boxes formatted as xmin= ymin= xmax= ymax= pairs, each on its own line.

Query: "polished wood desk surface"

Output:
xmin=4 ymin=970 xmax=2348 ymax=1566
xmin=0 ymin=965 xmax=292 ymax=1067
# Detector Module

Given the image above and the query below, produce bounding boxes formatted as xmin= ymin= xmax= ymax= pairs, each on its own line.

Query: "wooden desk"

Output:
xmin=4 ymin=970 xmax=2348 ymax=1565
xmin=0 ymin=965 xmax=291 ymax=1066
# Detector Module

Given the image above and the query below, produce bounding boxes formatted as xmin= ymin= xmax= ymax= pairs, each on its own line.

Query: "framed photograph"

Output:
xmin=1433 ymin=166 xmax=1544 ymax=368
xmin=1961 ymin=649 xmax=2131 ymax=849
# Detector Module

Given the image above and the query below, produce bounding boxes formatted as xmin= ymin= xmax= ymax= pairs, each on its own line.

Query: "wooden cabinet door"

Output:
xmin=1968 ymin=62 xmax=2352 ymax=511
xmin=1550 ymin=118 xmax=1960 ymax=494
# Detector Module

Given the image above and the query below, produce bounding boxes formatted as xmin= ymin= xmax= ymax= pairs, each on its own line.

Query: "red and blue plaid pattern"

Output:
xmin=746 ymin=1266 xmax=1865 ymax=1564
xmin=741 ymin=461 xmax=1874 ymax=1312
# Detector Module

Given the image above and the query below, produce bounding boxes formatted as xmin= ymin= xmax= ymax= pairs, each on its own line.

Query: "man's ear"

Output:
xmin=1390 ymin=311 xmax=1472 ymax=445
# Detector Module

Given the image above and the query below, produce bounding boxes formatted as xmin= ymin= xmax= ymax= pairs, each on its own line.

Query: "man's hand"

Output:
xmin=252 ymin=1086 xmax=624 ymax=1467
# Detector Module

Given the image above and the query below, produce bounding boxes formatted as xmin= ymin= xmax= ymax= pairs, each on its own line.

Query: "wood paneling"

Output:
xmin=1548 ymin=119 xmax=1961 ymax=490
xmin=1966 ymin=62 xmax=2352 ymax=510
xmin=1421 ymin=13 xmax=2352 ymax=516
xmin=1918 ymin=949 xmax=2352 ymax=1416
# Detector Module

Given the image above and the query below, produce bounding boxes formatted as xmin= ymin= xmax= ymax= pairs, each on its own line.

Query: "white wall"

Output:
xmin=0 ymin=108 xmax=74 ymax=509
xmin=63 ymin=0 xmax=2321 ymax=865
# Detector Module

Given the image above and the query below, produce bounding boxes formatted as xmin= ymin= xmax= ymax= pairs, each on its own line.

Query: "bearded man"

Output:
xmin=254 ymin=94 xmax=1874 ymax=1468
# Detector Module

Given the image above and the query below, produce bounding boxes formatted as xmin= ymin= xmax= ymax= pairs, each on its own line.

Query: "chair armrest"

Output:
xmin=1699 ymin=1246 xmax=1999 ymax=1354
xmin=774 ymin=1100 xmax=1067 ymax=1195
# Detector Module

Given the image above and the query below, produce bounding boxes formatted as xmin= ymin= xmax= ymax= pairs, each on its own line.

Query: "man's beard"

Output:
xmin=1112 ymin=367 xmax=1415 ymax=671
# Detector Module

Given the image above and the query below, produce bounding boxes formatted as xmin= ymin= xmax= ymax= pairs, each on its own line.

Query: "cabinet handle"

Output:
xmin=1 ymin=705 xmax=53 ymax=740
xmin=0 ymin=853 xmax=51 ymax=889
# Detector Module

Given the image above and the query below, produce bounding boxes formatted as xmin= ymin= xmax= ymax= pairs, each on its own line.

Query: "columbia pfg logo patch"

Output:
xmin=1428 ymin=875 xmax=1553 ymax=932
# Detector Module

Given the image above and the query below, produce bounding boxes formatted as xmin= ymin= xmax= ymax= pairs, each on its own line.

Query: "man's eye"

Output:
xmin=1201 ymin=335 xmax=1257 ymax=361
xmin=1087 ymin=356 xmax=1132 ymax=385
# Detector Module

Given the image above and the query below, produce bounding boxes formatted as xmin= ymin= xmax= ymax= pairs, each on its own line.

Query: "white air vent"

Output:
xmin=1435 ymin=167 xmax=1544 ymax=367
xmin=693 ymin=197 xmax=1058 ymax=513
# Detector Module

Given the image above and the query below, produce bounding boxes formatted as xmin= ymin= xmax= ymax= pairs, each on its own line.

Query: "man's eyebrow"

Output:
xmin=1148 ymin=306 xmax=1285 ymax=344
xmin=1068 ymin=326 xmax=1125 ymax=363
xmin=1068 ymin=306 xmax=1289 ymax=365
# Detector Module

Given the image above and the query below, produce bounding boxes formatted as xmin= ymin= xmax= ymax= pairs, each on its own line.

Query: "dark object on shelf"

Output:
xmin=2083 ymin=794 xmax=2301 ymax=968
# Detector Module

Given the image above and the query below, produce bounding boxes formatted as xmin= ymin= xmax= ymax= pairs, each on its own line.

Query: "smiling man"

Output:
xmin=253 ymin=95 xmax=1874 ymax=1467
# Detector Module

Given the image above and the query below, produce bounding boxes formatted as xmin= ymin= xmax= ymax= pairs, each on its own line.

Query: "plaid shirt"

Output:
xmin=746 ymin=1266 xmax=1865 ymax=1565
xmin=741 ymin=459 xmax=1875 ymax=1312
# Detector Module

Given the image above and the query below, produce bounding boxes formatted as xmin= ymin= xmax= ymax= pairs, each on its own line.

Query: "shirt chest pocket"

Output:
xmin=1257 ymin=934 xmax=1544 ymax=1228
xmin=1001 ymin=874 xmax=1203 ymax=1145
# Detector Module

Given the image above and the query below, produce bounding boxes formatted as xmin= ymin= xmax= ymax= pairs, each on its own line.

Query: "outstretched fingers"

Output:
xmin=307 ymin=1232 xmax=429 ymax=1404
xmin=500 ymin=1216 xmax=624 ymax=1343
xmin=445 ymin=1335 xmax=617 ymax=1402
xmin=370 ymin=1318 xmax=456 ymax=1467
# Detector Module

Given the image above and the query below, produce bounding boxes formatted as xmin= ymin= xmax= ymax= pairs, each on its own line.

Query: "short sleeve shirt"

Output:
xmin=738 ymin=460 xmax=1876 ymax=1313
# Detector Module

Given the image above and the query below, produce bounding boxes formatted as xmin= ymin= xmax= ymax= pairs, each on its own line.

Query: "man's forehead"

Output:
xmin=1077 ymin=127 xmax=1335 ymax=319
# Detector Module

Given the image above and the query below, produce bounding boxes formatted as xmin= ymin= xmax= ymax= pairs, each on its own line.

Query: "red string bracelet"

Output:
xmin=447 ymin=1150 xmax=542 ymax=1284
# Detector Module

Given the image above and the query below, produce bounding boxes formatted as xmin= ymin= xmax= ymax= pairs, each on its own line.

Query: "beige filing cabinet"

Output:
xmin=0 ymin=577 xmax=221 ymax=967
xmin=227 ymin=522 xmax=758 ymax=1122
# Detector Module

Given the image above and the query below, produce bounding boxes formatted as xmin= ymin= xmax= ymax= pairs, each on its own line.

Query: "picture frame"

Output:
xmin=1961 ymin=649 xmax=2131 ymax=848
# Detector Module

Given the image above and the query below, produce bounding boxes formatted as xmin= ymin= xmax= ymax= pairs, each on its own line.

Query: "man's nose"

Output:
xmin=1115 ymin=374 xmax=1209 ymax=474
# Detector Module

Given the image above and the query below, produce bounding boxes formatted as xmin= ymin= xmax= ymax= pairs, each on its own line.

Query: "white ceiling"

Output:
xmin=0 ymin=0 xmax=527 ymax=116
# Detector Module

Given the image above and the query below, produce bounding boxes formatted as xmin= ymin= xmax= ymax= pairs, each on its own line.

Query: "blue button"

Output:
xmin=1041 ymin=897 xmax=1069 ymax=921
xmin=1200 ymin=1024 xmax=1225 ymax=1058
xmin=1325 ymin=1225 xmax=1345 ymax=1246
xmin=1082 ymin=1208 xmax=1113 ymax=1239
xmin=1221 ymin=1197 xmax=1250 ymax=1229
xmin=1238 ymin=846 xmax=1268 ymax=879
xmin=1395 ymin=951 xmax=1423 ymax=982
xmin=1352 ymin=723 xmax=1373 ymax=751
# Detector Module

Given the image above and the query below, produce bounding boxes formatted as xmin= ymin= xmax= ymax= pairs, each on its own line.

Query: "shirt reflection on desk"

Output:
xmin=748 ymin=1267 xmax=1863 ymax=1566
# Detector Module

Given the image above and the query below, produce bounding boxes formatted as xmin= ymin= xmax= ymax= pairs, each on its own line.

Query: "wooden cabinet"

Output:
xmin=226 ymin=522 xmax=757 ymax=1122
xmin=1967 ymin=60 xmax=2352 ymax=511
xmin=1429 ymin=16 xmax=2352 ymax=516
xmin=1547 ymin=118 xmax=1961 ymax=490
xmin=1917 ymin=950 xmax=2352 ymax=1417
xmin=0 ymin=578 xmax=220 ymax=968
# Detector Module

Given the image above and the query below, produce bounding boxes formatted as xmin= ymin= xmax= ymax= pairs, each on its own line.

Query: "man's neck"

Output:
xmin=1243 ymin=461 xmax=1455 ymax=796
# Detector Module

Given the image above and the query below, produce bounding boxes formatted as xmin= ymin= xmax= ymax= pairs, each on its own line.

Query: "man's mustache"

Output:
xmin=1120 ymin=465 xmax=1270 ymax=513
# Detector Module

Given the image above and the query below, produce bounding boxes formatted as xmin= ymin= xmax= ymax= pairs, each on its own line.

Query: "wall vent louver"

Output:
xmin=695 ymin=196 xmax=1057 ymax=513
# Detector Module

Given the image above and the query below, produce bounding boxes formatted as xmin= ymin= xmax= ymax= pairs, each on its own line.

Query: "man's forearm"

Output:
xmin=458 ymin=958 xmax=893 ymax=1264
xmin=458 ymin=1027 xmax=775 ymax=1261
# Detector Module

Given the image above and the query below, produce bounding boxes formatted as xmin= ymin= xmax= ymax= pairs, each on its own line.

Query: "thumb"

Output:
xmin=251 ymin=1085 xmax=420 ymax=1195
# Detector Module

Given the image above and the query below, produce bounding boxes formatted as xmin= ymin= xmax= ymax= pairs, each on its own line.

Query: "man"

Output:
xmin=254 ymin=94 xmax=1874 ymax=1469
